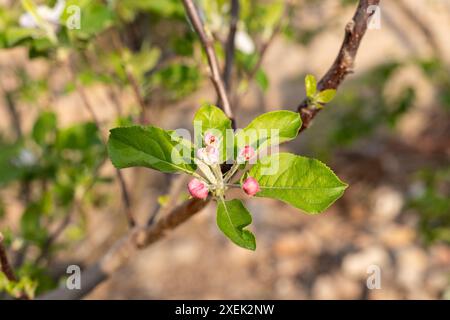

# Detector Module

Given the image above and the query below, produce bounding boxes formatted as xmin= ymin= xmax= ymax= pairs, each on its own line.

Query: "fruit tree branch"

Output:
xmin=223 ymin=0 xmax=240 ymax=94
xmin=38 ymin=0 xmax=378 ymax=300
xmin=297 ymin=0 xmax=381 ymax=131
xmin=182 ymin=0 xmax=234 ymax=121
xmin=38 ymin=198 xmax=209 ymax=300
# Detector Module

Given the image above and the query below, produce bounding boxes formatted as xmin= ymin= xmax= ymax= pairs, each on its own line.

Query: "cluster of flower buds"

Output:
xmin=188 ymin=132 xmax=260 ymax=200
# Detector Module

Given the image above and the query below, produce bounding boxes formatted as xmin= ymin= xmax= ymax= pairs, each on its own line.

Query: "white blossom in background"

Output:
xmin=19 ymin=0 xmax=66 ymax=31
xmin=235 ymin=30 xmax=255 ymax=54
xmin=12 ymin=149 xmax=37 ymax=168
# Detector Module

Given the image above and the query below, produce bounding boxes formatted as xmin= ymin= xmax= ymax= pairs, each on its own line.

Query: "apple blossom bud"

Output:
xmin=238 ymin=145 xmax=256 ymax=162
xmin=204 ymin=132 xmax=218 ymax=146
xmin=242 ymin=177 xmax=260 ymax=196
xmin=188 ymin=178 xmax=209 ymax=199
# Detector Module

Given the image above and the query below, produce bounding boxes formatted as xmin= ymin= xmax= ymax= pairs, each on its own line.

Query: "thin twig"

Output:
xmin=223 ymin=0 xmax=240 ymax=94
xmin=35 ymin=208 xmax=74 ymax=265
xmin=38 ymin=197 xmax=210 ymax=300
xmin=297 ymin=0 xmax=381 ymax=130
xmin=0 ymin=233 xmax=30 ymax=299
xmin=147 ymin=175 xmax=190 ymax=226
xmin=109 ymin=32 xmax=148 ymax=124
xmin=247 ymin=1 xmax=289 ymax=82
xmin=126 ymin=70 xmax=148 ymax=124
xmin=236 ymin=0 xmax=289 ymax=102
xmin=107 ymin=86 xmax=124 ymax=117
xmin=69 ymin=58 xmax=136 ymax=228
xmin=2 ymin=90 xmax=23 ymax=140
xmin=182 ymin=0 xmax=234 ymax=121
xmin=117 ymin=170 xmax=135 ymax=227
xmin=0 ymin=233 xmax=16 ymax=282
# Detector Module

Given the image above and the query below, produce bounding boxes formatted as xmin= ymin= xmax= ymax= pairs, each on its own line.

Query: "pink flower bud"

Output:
xmin=204 ymin=132 xmax=218 ymax=146
xmin=238 ymin=145 xmax=256 ymax=162
xmin=242 ymin=177 xmax=260 ymax=196
xmin=188 ymin=178 xmax=209 ymax=199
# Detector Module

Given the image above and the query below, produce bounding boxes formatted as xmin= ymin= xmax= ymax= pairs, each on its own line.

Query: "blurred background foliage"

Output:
xmin=0 ymin=0 xmax=449 ymax=299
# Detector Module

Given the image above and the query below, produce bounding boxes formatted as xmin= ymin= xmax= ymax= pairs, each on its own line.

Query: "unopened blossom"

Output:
xmin=242 ymin=177 xmax=260 ymax=196
xmin=188 ymin=178 xmax=209 ymax=199
xmin=204 ymin=132 xmax=218 ymax=147
xmin=19 ymin=0 xmax=66 ymax=31
xmin=238 ymin=145 xmax=256 ymax=162
xmin=197 ymin=145 xmax=220 ymax=165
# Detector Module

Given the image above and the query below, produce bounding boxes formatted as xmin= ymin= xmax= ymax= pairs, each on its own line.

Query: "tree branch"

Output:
xmin=0 ymin=232 xmax=30 ymax=299
xmin=69 ymin=58 xmax=136 ymax=228
xmin=297 ymin=0 xmax=381 ymax=131
xmin=38 ymin=198 xmax=210 ymax=300
xmin=38 ymin=0 xmax=379 ymax=300
xmin=182 ymin=0 xmax=234 ymax=121
xmin=223 ymin=0 xmax=239 ymax=94
xmin=247 ymin=1 xmax=289 ymax=82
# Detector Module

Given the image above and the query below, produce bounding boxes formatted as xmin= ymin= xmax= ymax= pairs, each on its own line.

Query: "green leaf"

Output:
xmin=316 ymin=89 xmax=336 ymax=104
xmin=56 ymin=122 xmax=102 ymax=150
xmin=235 ymin=111 xmax=301 ymax=151
xmin=255 ymin=69 xmax=269 ymax=92
xmin=126 ymin=45 xmax=161 ymax=82
xmin=20 ymin=197 xmax=50 ymax=246
xmin=0 ymin=143 xmax=26 ymax=186
xmin=217 ymin=199 xmax=256 ymax=251
xmin=5 ymin=27 xmax=38 ymax=47
xmin=32 ymin=111 xmax=57 ymax=145
xmin=305 ymin=74 xmax=317 ymax=97
xmin=193 ymin=104 xmax=232 ymax=160
xmin=107 ymin=125 xmax=196 ymax=174
xmin=248 ymin=153 xmax=347 ymax=214
xmin=64 ymin=2 xmax=115 ymax=39
xmin=193 ymin=104 xmax=232 ymax=139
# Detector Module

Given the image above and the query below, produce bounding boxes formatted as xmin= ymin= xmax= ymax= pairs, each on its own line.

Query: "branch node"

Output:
xmin=345 ymin=20 xmax=356 ymax=35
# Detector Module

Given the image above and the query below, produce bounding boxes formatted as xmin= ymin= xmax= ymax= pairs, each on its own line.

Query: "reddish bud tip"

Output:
xmin=188 ymin=178 xmax=209 ymax=199
xmin=242 ymin=177 xmax=260 ymax=196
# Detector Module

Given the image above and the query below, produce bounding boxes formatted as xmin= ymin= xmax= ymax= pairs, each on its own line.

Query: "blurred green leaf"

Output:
xmin=56 ymin=122 xmax=102 ymax=150
xmin=0 ymin=143 xmax=27 ymax=187
xmin=5 ymin=27 xmax=38 ymax=46
xmin=255 ymin=69 xmax=269 ymax=92
xmin=21 ymin=199 xmax=49 ymax=246
xmin=32 ymin=111 xmax=57 ymax=145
